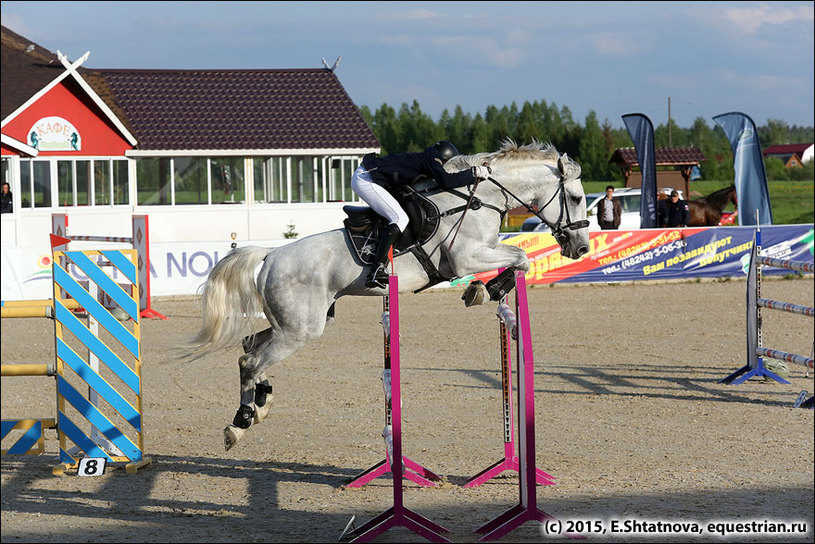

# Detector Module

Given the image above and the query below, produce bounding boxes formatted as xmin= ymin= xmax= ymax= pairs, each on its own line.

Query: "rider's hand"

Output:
xmin=472 ymin=166 xmax=491 ymax=180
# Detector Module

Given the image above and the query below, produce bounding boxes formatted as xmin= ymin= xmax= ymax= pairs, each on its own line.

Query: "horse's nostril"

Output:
xmin=577 ymin=245 xmax=589 ymax=257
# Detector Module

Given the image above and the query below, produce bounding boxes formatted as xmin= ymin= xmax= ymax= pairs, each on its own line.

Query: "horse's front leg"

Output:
xmin=450 ymin=244 xmax=530 ymax=306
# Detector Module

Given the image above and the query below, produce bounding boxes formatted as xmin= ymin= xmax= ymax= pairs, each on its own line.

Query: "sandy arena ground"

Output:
xmin=1 ymin=277 xmax=813 ymax=543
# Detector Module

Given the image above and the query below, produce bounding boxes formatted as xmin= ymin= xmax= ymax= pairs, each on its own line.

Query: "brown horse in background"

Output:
xmin=687 ymin=185 xmax=737 ymax=226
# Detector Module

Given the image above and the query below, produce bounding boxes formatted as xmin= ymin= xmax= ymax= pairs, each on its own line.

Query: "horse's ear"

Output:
xmin=558 ymin=153 xmax=581 ymax=180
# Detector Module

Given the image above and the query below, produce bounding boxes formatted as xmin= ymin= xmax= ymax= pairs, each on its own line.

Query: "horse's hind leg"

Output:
xmin=224 ymin=329 xmax=277 ymax=451
xmin=224 ymin=302 xmax=336 ymax=451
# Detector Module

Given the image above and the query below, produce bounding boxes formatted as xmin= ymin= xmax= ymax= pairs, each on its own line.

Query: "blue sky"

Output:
xmin=2 ymin=1 xmax=813 ymax=130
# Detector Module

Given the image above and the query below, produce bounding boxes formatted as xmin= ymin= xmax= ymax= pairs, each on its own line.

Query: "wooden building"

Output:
xmin=609 ymin=147 xmax=706 ymax=198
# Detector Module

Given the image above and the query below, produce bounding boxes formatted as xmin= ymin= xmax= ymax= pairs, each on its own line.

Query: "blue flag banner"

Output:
xmin=712 ymin=112 xmax=773 ymax=226
xmin=622 ymin=113 xmax=658 ymax=228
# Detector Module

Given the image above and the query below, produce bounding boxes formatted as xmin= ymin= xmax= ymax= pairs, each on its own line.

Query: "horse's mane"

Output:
xmin=446 ymin=139 xmax=560 ymax=170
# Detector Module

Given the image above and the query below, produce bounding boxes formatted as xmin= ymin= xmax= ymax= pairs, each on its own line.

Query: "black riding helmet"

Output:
xmin=430 ymin=141 xmax=459 ymax=163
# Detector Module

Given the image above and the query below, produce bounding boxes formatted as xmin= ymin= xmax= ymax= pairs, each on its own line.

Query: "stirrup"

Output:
xmin=365 ymin=264 xmax=389 ymax=288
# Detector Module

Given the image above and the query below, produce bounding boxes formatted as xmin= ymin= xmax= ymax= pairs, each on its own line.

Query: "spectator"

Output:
xmin=1 ymin=182 xmax=12 ymax=214
xmin=596 ymin=185 xmax=621 ymax=230
xmin=657 ymin=190 xmax=689 ymax=228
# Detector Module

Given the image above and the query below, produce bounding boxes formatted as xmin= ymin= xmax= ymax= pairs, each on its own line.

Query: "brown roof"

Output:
xmin=2 ymin=25 xmax=379 ymax=152
xmin=762 ymin=143 xmax=812 ymax=156
xmin=609 ymin=147 xmax=706 ymax=167
xmin=95 ymin=68 xmax=380 ymax=151
xmin=1 ymin=25 xmax=65 ymax=119
xmin=1 ymin=25 xmax=134 ymax=135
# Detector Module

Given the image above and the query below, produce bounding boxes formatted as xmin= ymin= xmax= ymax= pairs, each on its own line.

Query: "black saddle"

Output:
xmin=343 ymin=185 xmax=440 ymax=265
xmin=344 ymin=184 xmax=454 ymax=291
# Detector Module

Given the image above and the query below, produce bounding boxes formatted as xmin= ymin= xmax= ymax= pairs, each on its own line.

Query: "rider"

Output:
xmin=352 ymin=141 xmax=491 ymax=288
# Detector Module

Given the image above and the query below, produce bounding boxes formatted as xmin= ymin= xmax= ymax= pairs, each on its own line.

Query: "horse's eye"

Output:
xmin=571 ymin=195 xmax=583 ymax=205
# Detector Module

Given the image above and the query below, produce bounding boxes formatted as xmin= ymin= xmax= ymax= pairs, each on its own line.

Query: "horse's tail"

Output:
xmin=190 ymin=246 xmax=272 ymax=354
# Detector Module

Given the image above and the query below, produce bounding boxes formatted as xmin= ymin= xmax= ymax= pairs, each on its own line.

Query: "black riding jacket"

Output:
xmin=362 ymin=147 xmax=475 ymax=190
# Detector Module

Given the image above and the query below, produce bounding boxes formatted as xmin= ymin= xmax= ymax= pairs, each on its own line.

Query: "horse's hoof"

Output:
xmin=462 ymin=281 xmax=488 ymax=307
xmin=224 ymin=425 xmax=245 ymax=451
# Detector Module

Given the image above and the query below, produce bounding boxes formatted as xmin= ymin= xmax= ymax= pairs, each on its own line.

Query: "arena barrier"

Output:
xmin=51 ymin=213 xmax=167 ymax=320
xmin=1 ymin=248 xmax=151 ymax=474
xmin=346 ymin=292 xmax=442 ymax=489
xmin=463 ymin=291 xmax=556 ymax=488
xmin=719 ymin=228 xmax=814 ymax=409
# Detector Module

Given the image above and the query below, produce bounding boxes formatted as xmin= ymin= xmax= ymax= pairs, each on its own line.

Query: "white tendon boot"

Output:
xmin=382 ymin=424 xmax=394 ymax=464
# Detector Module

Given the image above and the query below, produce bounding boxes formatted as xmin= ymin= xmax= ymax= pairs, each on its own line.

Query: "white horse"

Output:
xmin=190 ymin=140 xmax=590 ymax=450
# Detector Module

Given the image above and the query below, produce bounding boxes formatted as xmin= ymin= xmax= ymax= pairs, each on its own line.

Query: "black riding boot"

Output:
xmin=365 ymin=223 xmax=401 ymax=288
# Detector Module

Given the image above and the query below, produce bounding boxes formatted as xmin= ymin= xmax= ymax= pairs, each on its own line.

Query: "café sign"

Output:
xmin=27 ymin=116 xmax=82 ymax=151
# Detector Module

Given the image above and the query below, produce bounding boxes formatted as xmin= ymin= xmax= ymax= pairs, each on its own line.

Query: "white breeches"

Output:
xmin=351 ymin=166 xmax=409 ymax=232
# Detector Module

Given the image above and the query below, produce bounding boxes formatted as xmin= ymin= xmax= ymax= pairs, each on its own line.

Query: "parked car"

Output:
xmin=519 ymin=187 xmax=684 ymax=232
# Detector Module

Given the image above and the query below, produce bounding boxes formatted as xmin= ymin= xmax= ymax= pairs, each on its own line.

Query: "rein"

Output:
xmin=487 ymin=175 xmax=589 ymax=245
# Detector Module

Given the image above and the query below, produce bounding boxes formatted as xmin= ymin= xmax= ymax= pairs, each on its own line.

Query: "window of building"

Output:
xmin=210 ymin=157 xmax=245 ymax=204
xmin=113 ymin=160 xmax=128 ymax=205
xmin=253 ymin=157 xmax=288 ymax=203
xmin=94 ymin=159 xmax=110 ymax=205
xmin=19 ymin=159 xmax=52 ymax=208
xmin=137 ymin=158 xmax=171 ymax=205
xmin=58 ymin=160 xmax=91 ymax=206
xmin=174 ymin=157 xmax=208 ymax=205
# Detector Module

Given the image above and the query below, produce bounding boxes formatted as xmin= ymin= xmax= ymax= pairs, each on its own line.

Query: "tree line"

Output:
xmin=358 ymin=100 xmax=814 ymax=182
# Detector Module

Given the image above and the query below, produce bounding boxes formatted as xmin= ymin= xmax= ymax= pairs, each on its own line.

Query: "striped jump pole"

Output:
xmin=348 ymin=274 xmax=450 ymax=543
xmin=720 ymin=227 xmax=815 ymax=408
xmin=346 ymin=292 xmax=442 ymax=488
xmin=1 ymin=358 xmax=57 ymax=455
xmin=463 ymin=293 xmax=555 ymax=488
xmin=51 ymin=249 xmax=151 ymax=474
xmin=2 ymin=297 xmax=64 ymax=455
xmin=1 ymin=298 xmax=82 ymax=318
xmin=52 ymin=213 xmax=167 ymax=320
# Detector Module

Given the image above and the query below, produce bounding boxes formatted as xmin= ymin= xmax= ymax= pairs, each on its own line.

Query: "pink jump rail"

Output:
xmin=475 ymin=272 xmax=577 ymax=541
xmin=463 ymin=293 xmax=555 ymax=488
xmin=346 ymin=290 xmax=442 ymax=489
xmin=349 ymin=275 xmax=450 ymax=543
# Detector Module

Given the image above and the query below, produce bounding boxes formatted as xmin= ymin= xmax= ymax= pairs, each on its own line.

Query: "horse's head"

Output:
xmin=536 ymin=153 xmax=590 ymax=260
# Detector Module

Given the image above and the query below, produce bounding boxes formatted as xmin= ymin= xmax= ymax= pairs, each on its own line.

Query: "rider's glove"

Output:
xmin=472 ymin=165 xmax=491 ymax=180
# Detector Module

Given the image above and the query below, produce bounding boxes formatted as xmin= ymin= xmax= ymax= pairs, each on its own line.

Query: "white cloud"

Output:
xmin=697 ymin=3 xmax=813 ymax=34
xmin=430 ymin=35 xmax=527 ymax=69
xmin=715 ymin=68 xmax=809 ymax=91
xmin=375 ymin=8 xmax=441 ymax=22
xmin=589 ymin=32 xmax=643 ymax=57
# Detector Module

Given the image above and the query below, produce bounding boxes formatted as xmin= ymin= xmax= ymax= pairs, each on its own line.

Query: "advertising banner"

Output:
xmin=713 ymin=112 xmax=773 ymax=226
xmin=3 ymin=227 xmax=813 ymax=301
xmin=452 ymin=225 xmax=813 ymax=287
xmin=622 ymin=113 xmax=658 ymax=228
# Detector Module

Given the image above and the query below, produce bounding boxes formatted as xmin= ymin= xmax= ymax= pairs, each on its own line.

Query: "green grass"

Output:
xmin=581 ymin=180 xmax=813 ymax=225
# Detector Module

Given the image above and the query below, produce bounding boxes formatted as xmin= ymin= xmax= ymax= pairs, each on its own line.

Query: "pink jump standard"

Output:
xmin=346 ymin=290 xmax=441 ymax=488
xmin=349 ymin=274 xmax=450 ymax=543
xmin=463 ymin=290 xmax=555 ymax=488
xmin=475 ymin=272 xmax=570 ymax=541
